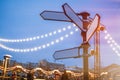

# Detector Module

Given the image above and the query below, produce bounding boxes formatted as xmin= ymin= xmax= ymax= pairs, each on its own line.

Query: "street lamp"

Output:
xmin=3 ymin=54 xmax=12 ymax=79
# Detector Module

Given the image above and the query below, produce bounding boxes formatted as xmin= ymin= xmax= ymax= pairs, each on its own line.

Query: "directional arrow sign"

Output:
xmin=40 ymin=11 xmax=71 ymax=22
xmin=53 ymin=47 xmax=81 ymax=60
xmin=62 ymin=3 xmax=84 ymax=31
xmin=86 ymin=14 xmax=100 ymax=42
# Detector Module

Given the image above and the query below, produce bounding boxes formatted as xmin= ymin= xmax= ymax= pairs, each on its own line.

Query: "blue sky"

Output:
xmin=0 ymin=0 xmax=120 ymax=68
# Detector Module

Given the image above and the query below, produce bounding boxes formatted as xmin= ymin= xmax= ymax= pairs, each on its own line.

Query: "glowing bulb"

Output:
xmin=16 ymin=40 xmax=19 ymax=42
xmin=20 ymin=50 xmax=24 ymax=52
xmin=109 ymin=37 xmax=112 ymax=40
xmin=114 ymin=42 xmax=117 ymax=46
xmin=56 ymin=39 xmax=59 ymax=43
xmin=33 ymin=37 xmax=36 ymax=40
xmin=26 ymin=49 xmax=30 ymax=52
xmin=107 ymin=40 xmax=111 ymax=44
xmin=34 ymin=47 xmax=38 ymax=51
xmin=23 ymin=39 xmax=26 ymax=41
xmin=70 ymin=31 xmax=73 ymax=35
xmin=45 ymin=34 xmax=48 ymax=37
xmin=118 ymin=46 xmax=120 ymax=49
xmin=29 ymin=38 xmax=32 ymax=41
xmin=23 ymin=49 xmax=27 ymax=52
xmin=41 ymin=35 xmax=44 ymax=38
xmin=115 ymin=50 xmax=118 ymax=54
xmin=63 ymin=28 xmax=66 ymax=31
xmin=75 ymin=28 xmax=79 ymax=31
xmin=73 ymin=24 xmax=76 ymax=27
xmin=26 ymin=38 xmax=29 ymax=41
xmin=30 ymin=49 xmax=34 ymax=52
xmin=104 ymin=30 xmax=107 ymax=33
xmin=112 ymin=47 xmax=116 ymax=51
xmin=65 ymin=34 xmax=69 ymax=37
xmin=58 ymin=29 xmax=61 ymax=33
xmin=110 ymin=44 xmax=113 ymax=47
xmin=37 ymin=36 xmax=40 ymax=39
xmin=38 ymin=46 xmax=41 ymax=49
xmin=106 ymin=34 xmax=110 ymax=37
xmin=53 ymin=31 xmax=57 ymax=34
xmin=112 ymin=40 xmax=115 ymax=43
xmin=46 ymin=43 xmax=50 ymax=47
xmin=42 ymin=45 xmax=46 ymax=48
xmin=117 ymin=53 xmax=120 ymax=56
xmin=49 ymin=32 xmax=52 ymax=36
xmin=60 ymin=37 xmax=64 ymax=41
xmin=104 ymin=36 xmax=108 ymax=40
xmin=51 ymin=41 xmax=54 ymax=45
xmin=68 ymin=26 xmax=71 ymax=29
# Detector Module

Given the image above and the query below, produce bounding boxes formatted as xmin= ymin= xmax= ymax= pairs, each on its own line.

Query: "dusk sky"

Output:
xmin=0 ymin=0 xmax=120 ymax=68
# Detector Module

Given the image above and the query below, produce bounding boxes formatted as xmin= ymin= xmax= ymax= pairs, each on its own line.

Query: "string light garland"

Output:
xmin=104 ymin=30 xmax=120 ymax=56
xmin=0 ymin=25 xmax=73 ymax=43
xmin=1 ymin=23 xmax=119 ymax=56
xmin=0 ymin=25 xmax=79 ymax=53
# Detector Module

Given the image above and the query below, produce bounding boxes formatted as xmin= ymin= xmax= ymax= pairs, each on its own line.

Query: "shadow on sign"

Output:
xmin=53 ymin=47 xmax=82 ymax=60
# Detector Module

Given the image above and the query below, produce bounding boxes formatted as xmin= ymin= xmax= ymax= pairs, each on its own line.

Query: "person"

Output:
xmin=61 ymin=70 xmax=69 ymax=80
xmin=27 ymin=71 xmax=33 ymax=80
xmin=54 ymin=73 xmax=60 ymax=80
xmin=11 ymin=72 xmax=17 ymax=80
xmin=53 ymin=71 xmax=61 ymax=80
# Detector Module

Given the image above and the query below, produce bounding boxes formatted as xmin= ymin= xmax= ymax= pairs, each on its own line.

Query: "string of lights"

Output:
xmin=1 ymin=23 xmax=119 ymax=55
xmin=0 ymin=25 xmax=74 ymax=43
xmin=0 ymin=26 xmax=79 ymax=53
xmin=104 ymin=30 xmax=120 ymax=56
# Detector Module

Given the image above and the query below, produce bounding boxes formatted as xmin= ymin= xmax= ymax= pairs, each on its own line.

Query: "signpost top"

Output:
xmin=62 ymin=3 xmax=85 ymax=31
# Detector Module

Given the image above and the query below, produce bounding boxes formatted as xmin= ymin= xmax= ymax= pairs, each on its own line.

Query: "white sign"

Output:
xmin=86 ymin=14 xmax=100 ymax=42
xmin=53 ymin=47 xmax=81 ymax=60
xmin=62 ymin=3 xmax=84 ymax=31
xmin=40 ymin=11 xmax=71 ymax=22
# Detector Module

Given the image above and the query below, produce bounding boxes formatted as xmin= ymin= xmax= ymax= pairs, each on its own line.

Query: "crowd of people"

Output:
xmin=0 ymin=70 xmax=82 ymax=80
xmin=26 ymin=70 xmax=81 ymax=80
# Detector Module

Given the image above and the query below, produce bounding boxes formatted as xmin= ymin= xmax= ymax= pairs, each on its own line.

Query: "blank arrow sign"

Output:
xmin=40 ymin=11 xmax=71 ymax=22
xmin=62 ymin=3 xmax=84 ymax=31
xmin=53 ymin=47 xmax=81 ymax=60
xmin=86 ymin=14 xmax=100 ymax=42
